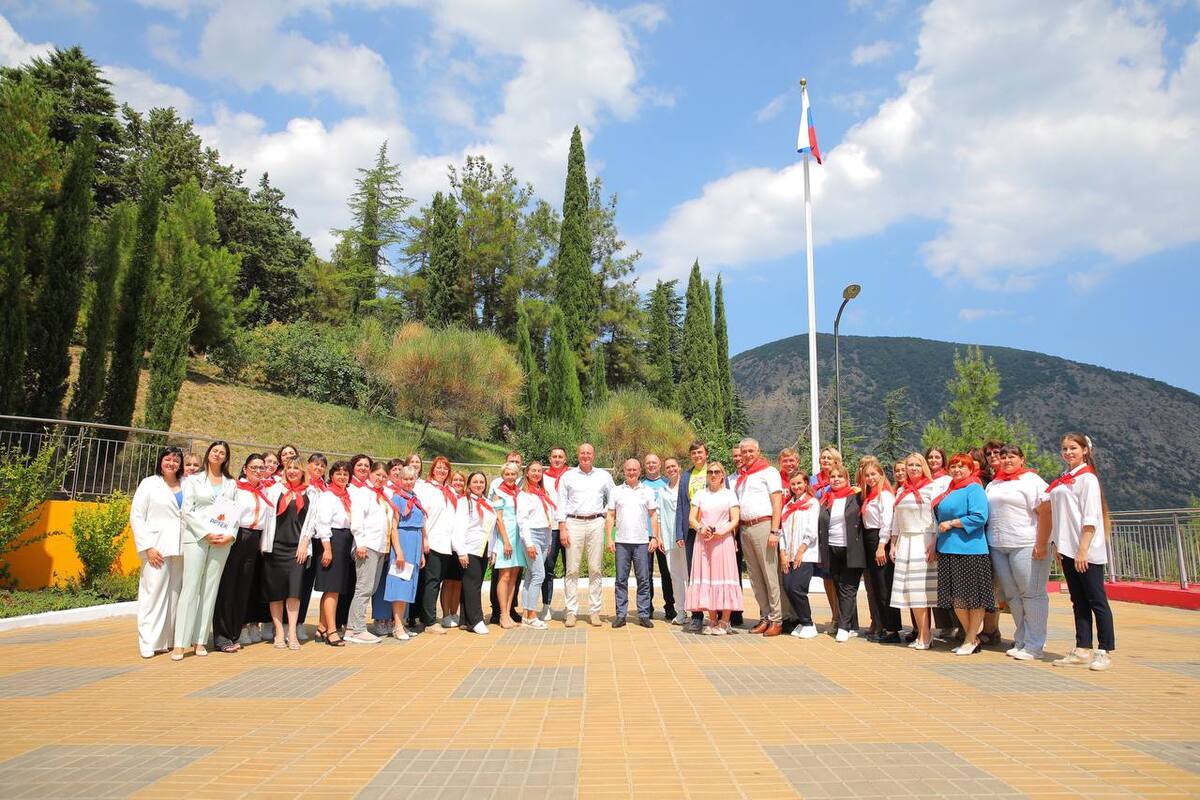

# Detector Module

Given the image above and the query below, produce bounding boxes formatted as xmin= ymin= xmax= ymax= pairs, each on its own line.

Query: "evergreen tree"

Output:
xmin=141 ymin=291 xmax=196 ymax=431
xmin=729 ymin=387 xmax=751 ymax=437
xmin=644 ymin=280 xmax=678 ymax=409
xmin=713 ymin=274 xmax=733 ymax=430
xmin=544 ymin=309 xmax=583 ymax=429
xmin=423 ymin=192 xmax=466 ymax=326
xmin=878 ymin=387 xmax=914 ymax=465
xmin=589 ymin=176 xmax=643 ymax=389
xmin=515 ymin=300 xmax=540 ymax=430
xmin=70 ymin=202 xmax=134 ymax=421
xmin=555 ymin=126 xmax=595 ymax=391
xmin=590 ymin=342 xmax=609 ymax=406
xmin=23 ymin=133 xmax=95 ymax=419
xmin=678 ymin=262 xmax=722 ymax=431
xmin=102 ymin=170 xmax=162 ymax=433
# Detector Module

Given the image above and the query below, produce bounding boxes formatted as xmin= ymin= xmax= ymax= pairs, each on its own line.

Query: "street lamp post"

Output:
xmin=833 ymin=283 xmax=861 ymax=454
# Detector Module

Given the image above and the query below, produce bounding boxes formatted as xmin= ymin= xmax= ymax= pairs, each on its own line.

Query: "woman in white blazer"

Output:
xmin=131 ymin=446 xmax=186 ymax=659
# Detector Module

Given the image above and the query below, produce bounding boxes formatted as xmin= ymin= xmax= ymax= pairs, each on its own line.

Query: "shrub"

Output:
xmin=71 ymin=492 xmax=131 ymax=588
xmin=256 ymin=322 xmax=364 ymax=404
xmin=92 ymin=569 xmax=140 ymax=601
xmin=587 ymin=390 xmax=695 ymax=470
xmin=0 ymin=432 xmax=72 ymax=588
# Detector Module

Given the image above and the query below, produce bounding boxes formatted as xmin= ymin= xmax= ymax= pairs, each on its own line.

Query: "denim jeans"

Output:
xmin=614 ymin=542 xmax=651 ymax=619
xmin=989 ymin=545 xmax=1051 ymax=654
xmin=521 ymin=528 xmax=551 ymax=611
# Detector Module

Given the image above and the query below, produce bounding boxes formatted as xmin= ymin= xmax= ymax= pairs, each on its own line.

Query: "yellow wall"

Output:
xmin=5 ymin=500 xmax=141 ymax=590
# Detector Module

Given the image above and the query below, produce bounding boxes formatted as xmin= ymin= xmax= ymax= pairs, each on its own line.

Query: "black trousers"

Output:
xmin=418 ymin=551 xmax=449 ymax=626
xmin=647 ymin=547 xmax=676 ymax=617
xmin=460 ymin=554 xmax=486 ymax=629
xmin=781 ymin=562 xmax=815 ymax=626
xmin=541 ymin=532 xmax=566 ymax=606
xmin=489 ymin=565 xmax=522 ymax=623
xmin=213 ymin=527 xmax=262 ymax=647
xmin=1061 ymin=558 xmax=1116 ymax=651
xmin=863 ymin=529 xmax=901 ymax=633
xmin=731 ymin=531 xmax=745 ymax=626
xmin=827 ymin=545 xmax=863 ymax=633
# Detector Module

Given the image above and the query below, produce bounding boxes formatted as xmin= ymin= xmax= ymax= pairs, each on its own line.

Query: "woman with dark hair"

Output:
xmin=313 ymin=460 xmax=355 ymax=646
xmin=925 ymin=447 xmax=949 ymax=484
xmin=212 ymin=453 xmax=277 ymax=653
xmin=440 ymin=470 xmax=466 ymax=628
xmin=1045 ymin=433 xmax=1115 ymax=671
xmin=517 ymin=461 xmax=556 ymax=629
xmin=780 ymin=472 xmax=820 ymax=639
xmin=923 ymin=446 xmax=955 ymax=638
xmin=261 ymin=452 xmax=280 ymax=487
xmin=453 ymin=471 xmax=500 ymax=634
xmin=415 ymin=455 xmax=459 ymax=634
xmin=132 ymin=446 xmax=185 ymax=659
xmin=294 ymin=453 xmax=327 ymax=641
xmin=345 ymin=462 xmax=394 ymax=644
xmin=173 ymin=441 xmax=236 ymax=659
xmin=277 ymin=444 xmax=299 ymax=470
xmin=818 ymin=464 xmax=864 ymax=643
xmin=932 ymin=453 xmax=992 ymax=656
xmin=262 ymin=457 xmax=309 ymax=649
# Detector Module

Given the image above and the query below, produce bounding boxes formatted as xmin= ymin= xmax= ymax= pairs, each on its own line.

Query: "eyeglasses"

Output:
xmin=706 ymin=470 xmax=722 ymax=475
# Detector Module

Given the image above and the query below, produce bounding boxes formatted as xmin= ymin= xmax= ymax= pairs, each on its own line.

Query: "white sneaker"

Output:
xmin=847 ymin=629 xmax=859 ymax=639
xmin=345 ymin=631 xmax=381 ymax=644
xmin=1011 ymin=649 xmax=1037 ymax=661
xmin=1053 ymin=647 xmax=1091 ymax=666
xmin=392 ymin=629 xmax=410 ymax=641
xmin=238 ymin=627 xmax=252 ymax=646
xmin=1089 ymin=650 xmax=1111 ymax=671
xmin=1006 ymin=646 xmax=1023 ymax=658
xmin=538 ymin=604 xmax=552 ymax=622
xmin=472 ymin=621 xmax=489 ymax=635
xmin=793 ymin=625 xmax=819 ymax=639
xmin=835 ymin=629 xmax=850 ymax=643
xmin=442 ymin=615 xmax=459 ymax=628
xmin=673 ymin=613 xmax=689 ymax=626
xmin=523 ymin=618 xmax=548 ymax=630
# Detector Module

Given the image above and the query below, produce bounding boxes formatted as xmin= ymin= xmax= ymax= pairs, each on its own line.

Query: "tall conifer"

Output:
xmin=424 ymin=192 xmax=465 ymax=327
xmin=678 ymin=262 xmax=722 ymax=431
xmin=590 ymin=342 xmax=609 ymax=406
xmin=544 ymin=309 xmax=583 ymax=429
xmin=645 ymin=280 xmax=677 ymax=409
xmin=713 ymin=275 xmax=733 ymax=430
xmin=555 ymin=126 xmax=595 ymax=392
xmin=515 ymin=301 xmax=540 ymax=430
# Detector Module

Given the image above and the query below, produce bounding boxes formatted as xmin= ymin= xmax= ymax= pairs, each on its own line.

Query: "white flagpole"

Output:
xmin=801 ymin=78 xmax=821 ymax=471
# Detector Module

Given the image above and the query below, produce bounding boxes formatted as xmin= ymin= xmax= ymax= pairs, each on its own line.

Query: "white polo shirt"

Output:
xmin=734 ymin=465 xmax=783 ymax=520
xmin=606 ymin=482 xmax=658 ymax=545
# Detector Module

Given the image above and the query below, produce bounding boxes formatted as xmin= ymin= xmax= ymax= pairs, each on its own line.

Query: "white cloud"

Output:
xmin=0 ymin=12 xmax=51 ymax=66
xmin=102 ymin=64 xmax=196 ymax=116
xmin=850 ymin=39 xmax=897 ymax=66
xmin=644 ymin=0 xmax=1200 ymax=289
xmin=957 ymin=307 xmax=1010 ymax=322
xmin=755 ymin=90 xmax=790 ymax=122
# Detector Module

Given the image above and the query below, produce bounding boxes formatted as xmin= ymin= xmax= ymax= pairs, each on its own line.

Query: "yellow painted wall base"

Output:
xmin=5 ymin=500 xmax=141 ymax=590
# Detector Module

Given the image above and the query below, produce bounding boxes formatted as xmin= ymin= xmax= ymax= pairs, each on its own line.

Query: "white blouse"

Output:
xmin=516 ymin=490 xmax=555 ymax=535
xmin=234 ymin=484 xmax=279 ymax=553
xmin=780 ymin=502 xmax=819 ymax=564
xmin=313 ymin=491 xmax=351 ymax=541
xmin=887 ymin=483 xmax=938 ymax=538
xmin=417 ymin=481 xmax=459 ymax=555
xmin=351 ymin=485 xmax=393 ymax=553
xmin=129 ymin=475 xmax=184 ymax=557
xmin=1043 ymin=465 xmax=1107 ymax=564
xmin=861 ymin=489 xmax=895 ymax=542
xmin=453 ymin=496 xmax=496 ymax=558
xmin=826 ymin=498 xmax=848 ymax=547
xmin=986 ymin=472 xmax=1049 ymax=548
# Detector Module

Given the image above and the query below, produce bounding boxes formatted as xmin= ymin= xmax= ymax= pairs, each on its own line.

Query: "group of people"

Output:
xmin=129 ymin=431 xmax=1116 ymax=671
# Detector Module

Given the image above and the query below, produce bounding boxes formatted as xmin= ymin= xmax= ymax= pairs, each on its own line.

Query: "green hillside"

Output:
xmin=731 ymin=334 xmax=1200 ymax=510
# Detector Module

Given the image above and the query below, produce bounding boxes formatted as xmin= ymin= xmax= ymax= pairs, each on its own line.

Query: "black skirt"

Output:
xmin=937 ymin=552 xmax=995 ymax=610
xmin=262 ymin=502 xmax=308 ymax=602
xmin=315 ymin=528 xmax=355 ymax=594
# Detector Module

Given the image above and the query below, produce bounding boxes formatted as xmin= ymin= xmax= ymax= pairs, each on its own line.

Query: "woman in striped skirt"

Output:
xmin=888 ymin=453 xmax=940 ymax=650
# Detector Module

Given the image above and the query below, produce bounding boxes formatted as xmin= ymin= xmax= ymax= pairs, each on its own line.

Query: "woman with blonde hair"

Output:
xmin=686 ymin=462 xmax=743 ymax=635
xmin=858 ymin=456 xmax=900 ymax=643
xmin=488 ymin=461 xmax=526 ymax=629
xmin=887 ymin=452 xmax=940 ymax=649
xmin=811 ymin=446 xmax=846 ymax=628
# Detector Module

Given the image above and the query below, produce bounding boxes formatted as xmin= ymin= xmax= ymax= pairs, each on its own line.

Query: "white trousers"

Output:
xmin=564 ymin=517 xmax=605 ymax=615
xmin=666 ymin=545 xmax=688 ymax=617
xmin=137 ymin=554 xmax=183 ymax=656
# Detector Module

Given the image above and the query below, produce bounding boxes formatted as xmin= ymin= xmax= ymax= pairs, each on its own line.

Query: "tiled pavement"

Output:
xmin=0 ymin=589 xmax=1198 ymax=799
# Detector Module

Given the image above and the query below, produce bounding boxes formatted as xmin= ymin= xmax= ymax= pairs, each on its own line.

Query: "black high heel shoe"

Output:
xmin=325 ymin=632 xmax=346 ymax=647
xmin=314 ymin=627 xmax=328 ymax=642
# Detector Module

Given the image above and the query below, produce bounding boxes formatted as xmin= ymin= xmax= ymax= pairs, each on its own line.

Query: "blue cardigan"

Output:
xmin=934 ymin=483 xmax=989 ymax=555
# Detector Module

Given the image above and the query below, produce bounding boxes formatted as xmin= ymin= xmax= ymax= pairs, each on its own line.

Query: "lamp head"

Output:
xmin=842 ymin=284 xmax=861 ymax=300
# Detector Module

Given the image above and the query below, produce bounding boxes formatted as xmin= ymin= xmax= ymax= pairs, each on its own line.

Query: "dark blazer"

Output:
xmin=818 ymin=492 xmax=865 ymax=570
xmin=675 ymin=468 xmax=695 ymax=542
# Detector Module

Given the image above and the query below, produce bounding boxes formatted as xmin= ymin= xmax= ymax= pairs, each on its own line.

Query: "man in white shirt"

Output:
xmin=606 ymin=458 xmax=661 ymax=628
xmin=734 ymin=437 xmax=784 ymax=637
xmin=556 ymin=443 xmax=614 ymax=627
xmin=640 ymin=453 xmax=675 ymax=620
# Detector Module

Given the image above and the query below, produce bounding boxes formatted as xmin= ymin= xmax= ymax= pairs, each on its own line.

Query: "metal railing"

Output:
xmin=0 ymin=415 xmax=504 ymax=501
xmin=1106 ymin=508 xmax=1198 ymax=589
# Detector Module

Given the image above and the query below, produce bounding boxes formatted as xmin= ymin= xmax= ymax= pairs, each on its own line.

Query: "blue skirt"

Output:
xmin=378 ymin=526 xmax=422 ymax=606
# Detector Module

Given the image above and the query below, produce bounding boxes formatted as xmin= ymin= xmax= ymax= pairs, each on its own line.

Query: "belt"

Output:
xmin=739 ymin=515 xmax=773 ymax=528
xmin=568 ymin=513 xmax=604 ymax=521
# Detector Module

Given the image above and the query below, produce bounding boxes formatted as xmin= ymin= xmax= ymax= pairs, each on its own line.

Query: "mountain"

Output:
xmin=730 ymin=334 xmax=1200 ymax=510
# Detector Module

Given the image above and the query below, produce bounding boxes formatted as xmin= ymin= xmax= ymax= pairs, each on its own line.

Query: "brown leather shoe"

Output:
xmin=750 ymin=620 xmax=770 ymax=634
xmin=764 ymin=623 xmax=783 ymax=637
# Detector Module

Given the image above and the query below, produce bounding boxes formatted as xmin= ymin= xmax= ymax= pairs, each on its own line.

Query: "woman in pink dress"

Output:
xmin=686 ymin=461 xmax=743 ymax=635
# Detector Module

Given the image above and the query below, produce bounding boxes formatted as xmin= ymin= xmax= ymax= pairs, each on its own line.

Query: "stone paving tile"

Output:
xmin=496 ymin=628 xmax=587 ymax=646
xmin=765 ymin=742 xmax=1026 ymax=798
xmin=191 ymin=666 xmax=358 ymax=698
xmin=0 ymin=629 xmax=108 ymax=645
xmin=671 ymin=628 xmax=770 ymax=646
xmin=452 ymin=666 xmax=584 ymax=699
xmin=924 ymin=663 xmax=1107 ymax=693
xmin=702 ymin=665 xmax=847 ymax=696
xmin=0 ymin=666 xmax=136 ymax=697
xmin=1121 ymin=740 xmax=1200 ymax=775
xmin=0 ymin=744 xmax=213 ymax=798
xmin=1141 ymin=625 xmax=1200 ymax=637
xmin=1142 ymin=661 xmax=1200 ymax=680
xmin=356 ymin=748 xmax=578 ymax=799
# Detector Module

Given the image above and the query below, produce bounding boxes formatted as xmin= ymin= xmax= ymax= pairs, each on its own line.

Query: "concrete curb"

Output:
xmin=0 ymin=600 xmax=138 ymax=633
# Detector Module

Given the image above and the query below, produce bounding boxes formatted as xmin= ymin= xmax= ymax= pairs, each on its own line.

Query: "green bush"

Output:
xmin=92 ymin=570 xmax=140 ymax=601
xmin=71 ymin=492 xmax=130 ymax=588
xmin=0 ymin=432 xmax=72 ymax=588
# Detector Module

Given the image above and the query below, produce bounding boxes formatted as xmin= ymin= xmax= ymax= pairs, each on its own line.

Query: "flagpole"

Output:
xmin=801 ymin=78 xmax=821 ymax=472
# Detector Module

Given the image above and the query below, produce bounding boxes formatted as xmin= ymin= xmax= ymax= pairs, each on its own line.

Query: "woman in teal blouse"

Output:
xmin=931 ymin=452 xmax=992 ymax=656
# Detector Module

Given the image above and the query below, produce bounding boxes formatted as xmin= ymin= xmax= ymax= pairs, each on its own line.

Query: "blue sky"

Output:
xmin=2 ymin=0 xmax=1198 ymax=393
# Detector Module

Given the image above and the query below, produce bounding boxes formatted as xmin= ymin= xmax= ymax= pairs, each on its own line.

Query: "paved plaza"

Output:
xmin=0 ymin=590 xmax=1197 ymax=799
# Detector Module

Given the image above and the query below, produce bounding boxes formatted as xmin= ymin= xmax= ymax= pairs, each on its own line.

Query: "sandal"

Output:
xmin=325 ymin=633 xmax=346 ymax=647
xmin=194 ymin=645 xmax=208 ymax=657
xmin=273 ymin=637 xmax=287 ymax=649
xmin=220 ymin=643 xmax=240 ymax=653
xmin=288 ymin=639 xmax=301 ymax=651
xmin=314 ymin=627 xmax=328 ymax=642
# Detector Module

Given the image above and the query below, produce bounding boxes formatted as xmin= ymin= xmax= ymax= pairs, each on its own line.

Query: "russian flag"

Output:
xmin=797 ymin=87 xmax=822 ymax=165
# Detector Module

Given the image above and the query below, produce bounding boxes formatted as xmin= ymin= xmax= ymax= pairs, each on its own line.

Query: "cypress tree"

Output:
xmin=678 ymin=262 xmax=722 ymax=431
xmin=0 ymin=235 xmax=30 ymax=415
xmin=879 ymin=387 xmax=914 ymax=466
xmin=544 ymin=309 xmax=583 ymax=429
xmin=555 ymin=126 xmax=595 ymax=392
xmin=424 ymin=192 xmax=465 ymax=327
xmin=645 ymin=280 xmax=677 ymax=409
xmin=713 ymin=275 xmax=733 ymax=430
xmin=589 ymin=342 xmax=609 ymax=406
xmin=102 ymin=170 xmax=162 ymax=433
xmin=70 ymin=202 xmax=134 ymax=421
xmin=24 ymin=134 xmax=96 ymax=419
xmin=515 ymin=300 xmax=540 ymax=430
xmin=141 ymin=292 xmax=196 ymax=432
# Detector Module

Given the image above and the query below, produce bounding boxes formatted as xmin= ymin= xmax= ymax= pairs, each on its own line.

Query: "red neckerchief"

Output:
xmin=326 ymin=482 xmax=352 ymax=514
xmin=780 ymin=470 xmax=792 ymax=488
xmin=277 ymin=480 xmax=306 ymax=514
xmin=236 ymin=479 xmax=270 ymax=527
xmin=261 ymin=474 xmax=277 ymax=488
xmin=350 ymin=476 xmax=368 ymax=489
xmin=309 ymin=476 xmax=327 ymax=492
xmin=812 ymin=470 xmax=831 ymax=493
xmin=781 ymin=494 xmax=814 ymax=523
xmin=895 ymin=476 xmax=932 ymax=506
xmin=430 ymin=480 xmax=457 ymax=508
xmin=386 ymin=480 xmax=403 ymax=495
xmin=395 ymin=488 xmax=425 ymax=517
xmin=468 ymin=492 xmax=495 ymax=521
xmin=544 ymin=464 xmax=568 ymax=491
xmin=735 ymin=457 xmax=770 ymax=491
xmin=522 ymin=484 xmax=557 ymax=518
xmin=1046 ymin=464 xmax=1096 ymax=494
xmin=368 ymin=482 xmax=389 ymax=507
xmin=859 ymin=482 xmax=887 ymax=517
xmin=931 ymin=469 xmax=947 ymax=479
xmin=821 ymin=484 xmax=855 ymax=508
xmin=496 ymin=480 xmax=520 ymax=503
xmin=991 ymin=468 xmax=1036 ymax=483
xmin=932 ymin=472 xmax=984 ymax=509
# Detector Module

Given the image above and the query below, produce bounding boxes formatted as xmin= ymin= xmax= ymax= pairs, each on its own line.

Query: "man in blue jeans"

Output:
xmin=605 ymin=458 xmax=661 ymax=629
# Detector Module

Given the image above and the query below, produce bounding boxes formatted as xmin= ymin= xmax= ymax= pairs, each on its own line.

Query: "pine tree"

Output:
xmin=70 ymin=202 xmax=134 ymax=421
xmin=555 ymin=126 xmax=595 ymax=391
xmin=879 ymin=387 xmax=914 ymax=465
xmin=515 ymin=300 xmax=540 ymax=430
xmin=645 ymin=280 xmax=677 ymax=409
xmin=102 ymin=170 xmax=162 ymax=433
xmin=423 ymin=192 xmax=465 ymax=327
xmin=678 ymin=262 xmax=722 ymax=431
xmin=589 ymin=342 xmax=609 ymax=406
xmin=544 ymin=309 xmax=583 ymax=429
xmin=713 ymin=274 xmax=733 ymax=430
xmin=23 ymin=133 xmax=95 ymax=418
